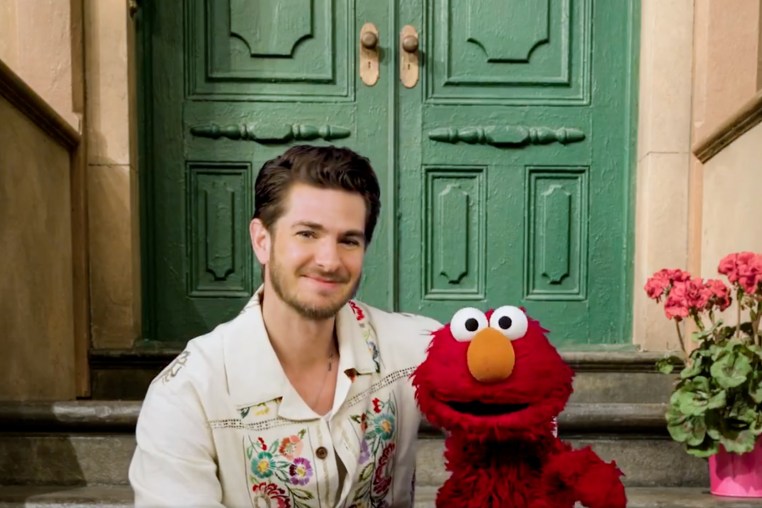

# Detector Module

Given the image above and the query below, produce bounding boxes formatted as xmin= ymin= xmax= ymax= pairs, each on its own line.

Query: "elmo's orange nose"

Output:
xmin=466 ymin=328 xmax=515 ymax=383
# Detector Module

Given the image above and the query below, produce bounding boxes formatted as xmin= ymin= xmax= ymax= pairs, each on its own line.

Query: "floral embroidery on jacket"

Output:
xmin=349 ymin=394 xmax=398 ymax=507
xmin=348 ymin=300 xmax=365 ymax=321
xmin=251 ymin=482 xmax=290 ymax=507
xmin=240 ymin=401 xmax=273 ymax=420
xmin=156 ymin=350 xmax=190 ymax=384
xmin=349 ymin=301 xmax=381 ymax=373
xmin=246 ymin=430 xmax=315 ymax=508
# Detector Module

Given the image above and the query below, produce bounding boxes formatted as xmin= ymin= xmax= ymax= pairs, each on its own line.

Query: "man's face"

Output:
xmin=253 ymin=183 xmax=367 ymax=320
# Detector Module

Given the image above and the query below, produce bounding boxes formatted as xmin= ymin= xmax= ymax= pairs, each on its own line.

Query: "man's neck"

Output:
xmin=260 ymin=287 xmax=338 ymax=371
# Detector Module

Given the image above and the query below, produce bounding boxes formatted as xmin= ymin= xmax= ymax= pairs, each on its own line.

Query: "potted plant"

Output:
xmin=644 ymin=252 xmax=762 ymax=497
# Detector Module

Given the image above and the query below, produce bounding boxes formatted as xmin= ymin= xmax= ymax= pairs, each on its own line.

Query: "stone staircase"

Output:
xmin=1 ymin=352 xmax=761 ymax=507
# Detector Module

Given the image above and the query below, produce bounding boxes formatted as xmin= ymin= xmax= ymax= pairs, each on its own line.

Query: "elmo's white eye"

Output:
xmin=449 ymin=307 xmax=488 ymax=342
xmin=489 ymin=306 xmax=528 ymax=340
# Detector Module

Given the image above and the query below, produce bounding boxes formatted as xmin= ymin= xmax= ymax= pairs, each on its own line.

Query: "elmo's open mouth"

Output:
xmin=445 ymin=401 xmax=529 ymax=417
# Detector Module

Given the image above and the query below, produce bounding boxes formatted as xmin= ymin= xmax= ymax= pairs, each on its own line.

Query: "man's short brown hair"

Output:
xmin=253 ymin=145 xmax=381 ymax=245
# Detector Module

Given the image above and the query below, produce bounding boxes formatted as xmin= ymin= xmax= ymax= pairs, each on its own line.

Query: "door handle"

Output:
xmin=360 ymin=23 xmax=380 ymax=86
xmin=400 ymin=25 xmax=419 ymax=88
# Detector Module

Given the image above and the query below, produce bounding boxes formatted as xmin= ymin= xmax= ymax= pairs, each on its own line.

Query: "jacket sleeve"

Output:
xmin=129 ymin=371 xmax=225 ymax=507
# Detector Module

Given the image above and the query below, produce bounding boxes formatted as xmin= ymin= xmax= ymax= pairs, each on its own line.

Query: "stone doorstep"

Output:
xmin=89 ymin=349 xmax=679 ymax=402
xmin=1 ymin=486 xmax=762 ymax=507
xmin=0 ymin=401 xmax=671 ymax=434
xmin=0 ymin=432 xmax=707 ymax=488
xmin=0 ymin=402 xmax=707 ymax=487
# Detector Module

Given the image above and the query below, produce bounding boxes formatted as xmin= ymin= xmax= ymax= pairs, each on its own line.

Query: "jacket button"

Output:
xmin=315 ymin=446 xmax=328 ymax=460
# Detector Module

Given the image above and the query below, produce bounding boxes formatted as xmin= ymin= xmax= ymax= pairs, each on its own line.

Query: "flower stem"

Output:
xmin=675 ymin=320 xmax=686 ymax=355
xmin=736 ymin=290 xmax=743 ymax=339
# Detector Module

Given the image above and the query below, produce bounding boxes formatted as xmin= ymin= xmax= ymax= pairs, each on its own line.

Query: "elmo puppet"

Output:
xmin=412 ymin=306 xmax=626 ymax=508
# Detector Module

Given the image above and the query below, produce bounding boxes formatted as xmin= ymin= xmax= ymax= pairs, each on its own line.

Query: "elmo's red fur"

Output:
xmin=412 ymin=306 xmax=626 ymax=508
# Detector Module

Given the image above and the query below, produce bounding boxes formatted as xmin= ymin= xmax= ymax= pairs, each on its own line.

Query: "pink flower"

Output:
xmin=644 ymin=268 xmax=692 ymax=302
xmin=705 ymin=279 xmax=731 ymax=311
xmin=718 ymin=252 xmax=762 ymax=294
xmin=278 ymin=435 xmax=303 ymax=461
xmin=663 ymin=279 xmax=712 ymax=321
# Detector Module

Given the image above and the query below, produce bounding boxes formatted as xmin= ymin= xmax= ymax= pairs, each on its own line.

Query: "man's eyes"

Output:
xmin=295 ymin=230 xmax=362 ymax=247
xmin=341 ymin=238 xmax=362 ymax=247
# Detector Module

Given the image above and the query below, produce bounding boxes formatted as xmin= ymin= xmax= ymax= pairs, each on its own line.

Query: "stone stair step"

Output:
xmin=0 ymin=434 xmax=134 ymax=486
xmin=90 ymin=350 xmax=677 ymax=403
xmin=0 ymin=485 xmax=132 ymax=507
xmin=415 ymin=435 xmax=708 ymax=489
xmin=0 ymin=400 xmax=671 ymax=433
xmin=0 ymin=401 xmax=705 ymax=488
xmin=416 ymin=486 xmax=762 ymax=507
xmin=0 ymin=486 xmax=761 ymax=507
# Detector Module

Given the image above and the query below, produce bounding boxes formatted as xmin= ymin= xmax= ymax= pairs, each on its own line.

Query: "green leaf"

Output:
xmin=680 ymin=357 xmax=705 ymax=379
xmin=671 ymin=377 xmax=714 ymax=416
xmin=705 ymin=390 xmax=727 ymax=410
xmin=667 ymin=412 xmax=706 ymax=446
xmin=358 ymin=463 xmax=373 ymax=482
xmin=748 ymin=344 xmax=762 ymax=360
xmin=656 ymin=358 xmax=676 ymax=374
xmin=718 ymin=325 xmax=736 ymax=340
xmin=728 ymin=397 xmax=757 ymax=423
xmin=705 ymin=410 xmax=724 ymax=440
xmin=750 ymin=372 xmax=762 ymax=404
xmin=751 ymin=414 xmax=762 ymax=434
xmin=290 ymin=488 xmax=314 ymax=500
xmin=687 ymin=439 xmax=719 ymax=458
xmin=710 ymin=351 xmax=752 ymax=388
xmin=720 ymin=429 xmax=758 ymax=454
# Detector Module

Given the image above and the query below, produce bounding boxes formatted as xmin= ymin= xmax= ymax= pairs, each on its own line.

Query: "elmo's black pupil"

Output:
xmin=465 ymin=318 xmax=479 ymax=332
xmin=498 ymin=316 xmax=512 ymax=329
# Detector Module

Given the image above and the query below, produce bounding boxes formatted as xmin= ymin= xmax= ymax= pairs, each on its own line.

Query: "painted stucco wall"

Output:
xmin=700 ymin=122 xmax=762 ymax=276
xmin=692 ymin=0 xmax=761 ymax=143
xmin=0 ymin=95 xmax=77 ymax=400
xmin=632 ymin=0 xmax=695 ymax=351
xmin=0 ymin=0 xmax=79 ymax=130
xmin=85 ymin=0 xmax=141 ymax=349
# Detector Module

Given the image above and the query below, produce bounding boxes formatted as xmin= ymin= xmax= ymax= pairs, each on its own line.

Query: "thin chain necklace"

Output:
xmin=311 ymin=341 xmax=338 ymax=412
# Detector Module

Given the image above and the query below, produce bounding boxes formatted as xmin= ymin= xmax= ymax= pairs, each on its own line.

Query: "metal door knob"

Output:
xmin=402 ymin=35 xmax=419 ymax=53
xmin=361 ymin=31 xmax=379 ymax=50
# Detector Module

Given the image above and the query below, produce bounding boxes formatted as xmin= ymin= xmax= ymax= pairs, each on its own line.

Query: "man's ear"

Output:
xmin=249 ymin=218 xmax=271 ymax=265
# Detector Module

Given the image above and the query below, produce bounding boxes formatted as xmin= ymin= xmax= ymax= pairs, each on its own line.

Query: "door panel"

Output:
xmin=427 ymin=0 xmax=588 ymax=104
xmin=396 ymin=0 xmax=634 ymax=345
xmin=145 ymin=0 xmax=394 ymax=341
xmin=142 ymin=0 xmax=637 ymax=345
xmin=189 ymin=0 xmax=350 ymax=98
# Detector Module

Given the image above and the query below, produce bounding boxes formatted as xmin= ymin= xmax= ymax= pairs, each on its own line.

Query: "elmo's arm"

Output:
xmin=537 ymin=445 xmax=626 ymax=508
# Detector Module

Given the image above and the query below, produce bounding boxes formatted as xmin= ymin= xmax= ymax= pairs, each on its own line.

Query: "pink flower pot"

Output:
xmin=709 ymin=439 xmax=762 ymax=497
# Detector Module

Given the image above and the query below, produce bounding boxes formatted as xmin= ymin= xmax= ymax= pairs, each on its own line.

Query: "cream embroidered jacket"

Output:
xmin=129 ymin=292 xmax=441 ymax=507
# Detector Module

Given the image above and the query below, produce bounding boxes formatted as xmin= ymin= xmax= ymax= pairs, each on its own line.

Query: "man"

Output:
xmin=129 ymin=145 xmax=440 ymax=507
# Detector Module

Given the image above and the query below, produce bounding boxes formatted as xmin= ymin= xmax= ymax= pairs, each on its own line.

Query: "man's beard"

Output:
xmin=267 ymin=255 xmax=360 ymax=321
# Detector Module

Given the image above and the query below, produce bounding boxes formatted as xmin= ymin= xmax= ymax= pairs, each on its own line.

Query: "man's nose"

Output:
xmin=314 ymin=239 xmax=341 ymax=270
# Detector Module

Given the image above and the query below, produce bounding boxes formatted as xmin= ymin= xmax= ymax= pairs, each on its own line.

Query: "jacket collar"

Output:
xmin=223 ymin=287 xmax=378 ymax=409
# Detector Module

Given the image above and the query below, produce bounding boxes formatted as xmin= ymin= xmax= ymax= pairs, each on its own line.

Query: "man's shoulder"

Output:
xmin=148 ymin=315 xmax=243 ymax=392
xmin=358 ymin=301 xmax=441 ymax=335
xmin=353 ymin=301 xmax=442 ymax=362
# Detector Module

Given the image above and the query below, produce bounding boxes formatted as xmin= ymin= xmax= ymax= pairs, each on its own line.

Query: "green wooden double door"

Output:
xmin=141 ymin=0 xmax=638 ymax=346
